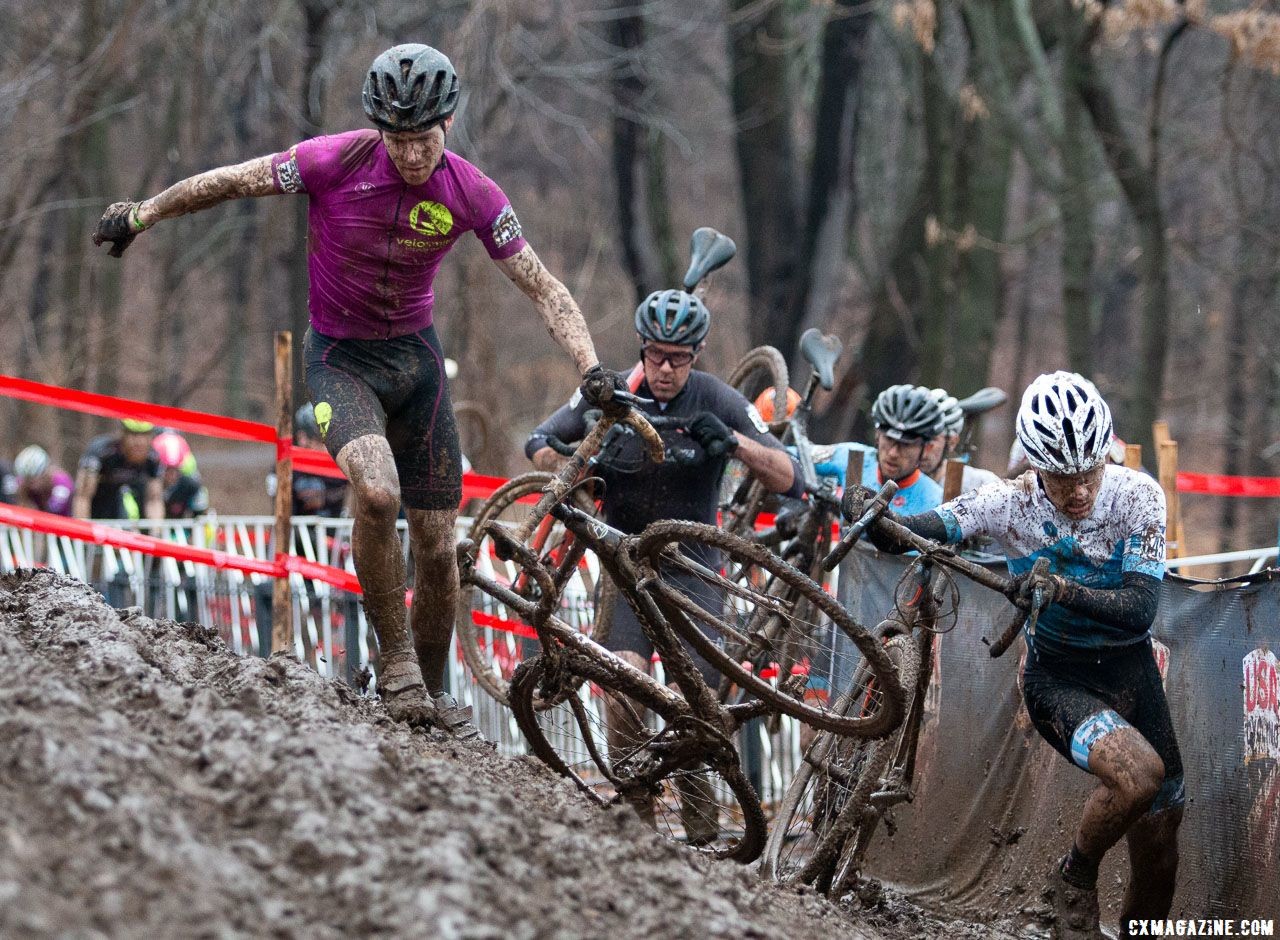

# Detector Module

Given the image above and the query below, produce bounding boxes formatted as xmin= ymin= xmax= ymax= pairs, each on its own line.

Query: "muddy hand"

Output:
xmin=579 ymin=365 xmax=628 ymax=408
xmin=92 ymin=201 xmax=143 ymax=258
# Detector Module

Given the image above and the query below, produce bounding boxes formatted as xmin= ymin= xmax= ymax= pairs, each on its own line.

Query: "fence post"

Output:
xmin=1154 ymin=424 xmax=1183 ymax=559
xmin=271 ymin=331 xmax=294 ymax=654
xmin=943 ymin=459 xmax=965 ymax=501
xmin=1124 ymin=443 xmax=1143 ymax=470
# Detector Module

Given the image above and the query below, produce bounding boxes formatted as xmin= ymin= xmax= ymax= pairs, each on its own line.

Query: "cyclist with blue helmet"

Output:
xmin=527 ymin=287 xmax=802 ymax=836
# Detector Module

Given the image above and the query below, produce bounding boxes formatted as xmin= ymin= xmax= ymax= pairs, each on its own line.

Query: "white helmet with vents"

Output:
xmin=1016 ymin=371 xmax=1113 ymax=474
xmin=930 ymin=388 xmax=964 ymax=436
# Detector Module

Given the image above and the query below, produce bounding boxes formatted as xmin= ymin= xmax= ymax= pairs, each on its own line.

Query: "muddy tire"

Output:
xmin=635 ymin=521 xmax=905 ymax=737
xmin=457 ymin=473 xmax=599 ymax=705
xmin=792 ymin=635 xmax=921 ymax=891
xmin=721 ymin=346 xmax=789 ymax=535
xmin=510 ymin=655 xmax=767 ymax=863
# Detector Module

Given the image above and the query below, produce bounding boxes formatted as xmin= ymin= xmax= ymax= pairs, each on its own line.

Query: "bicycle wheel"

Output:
xmin=721 ymin=345 xmax=790 ymax=534
xmin=727 ymin=345 xmax=789 ymax=431
xmin=790 ymin=635 xmax=921 ymax=892
xmin=635 ymin=520 xmax=905 ymax=737
xmin=509 ymin=655 xmax=766 ymax=862
xmin=457 ymin=472 xmax=599 ymax=705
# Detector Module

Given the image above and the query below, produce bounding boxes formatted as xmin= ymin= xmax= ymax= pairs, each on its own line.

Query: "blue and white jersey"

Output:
xmin=809 ymin=442 xmax=943 ymax=515
xmin=934 ymin=466 xmax=1166 ymax=659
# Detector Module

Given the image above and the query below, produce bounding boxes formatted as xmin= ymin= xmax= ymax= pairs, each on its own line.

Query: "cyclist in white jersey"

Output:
xmin=856 ymin=372 xmax=1182 ymax=940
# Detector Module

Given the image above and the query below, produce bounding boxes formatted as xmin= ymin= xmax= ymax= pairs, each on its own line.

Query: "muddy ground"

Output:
xmin=0 ymin=570 xmax=1014 ymax=939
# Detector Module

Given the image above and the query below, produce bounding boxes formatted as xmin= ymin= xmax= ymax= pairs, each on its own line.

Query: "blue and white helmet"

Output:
xmin=634 ymin=289 xmax=710 ymax=347
xmin=1016 ymin=371 xmax=1113 ymax=474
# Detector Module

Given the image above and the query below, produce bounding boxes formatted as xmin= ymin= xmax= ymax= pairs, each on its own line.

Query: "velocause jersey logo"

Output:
xmin=408 ymin=200 xmax=454 ymax=237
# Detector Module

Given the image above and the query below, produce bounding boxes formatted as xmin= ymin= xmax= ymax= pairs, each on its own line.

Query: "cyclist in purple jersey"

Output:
xmin=94 ymin=43 xmax=624 ymax=737
xmin=13 ymin=446 xmax=74 ymax=517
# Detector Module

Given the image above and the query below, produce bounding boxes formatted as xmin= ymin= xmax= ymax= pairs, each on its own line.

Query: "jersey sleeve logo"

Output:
xmin=491 ymin=205 xmax=522 ymax=247
xmin=409 ymin=201 xmax=454 ymax=237
xmin=745 ymin=403 xmax=769 ymax=434
xmin=277 ymin=152 xmax=304 ymax=194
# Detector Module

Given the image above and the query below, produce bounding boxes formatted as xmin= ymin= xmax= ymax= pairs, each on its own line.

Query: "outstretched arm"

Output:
xmin=136 ymin=155 xmax=278 ymax=226
xmin=495 ymin=245 xmax=599 ymax=376
xmin=95 ymin=155 xmax=280 ymax=256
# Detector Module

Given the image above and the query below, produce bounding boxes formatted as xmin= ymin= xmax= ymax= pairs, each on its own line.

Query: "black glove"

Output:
xmin=92 ymin=201 xmax=145 ymax=257
xmin=579 ymin=365 xmax=628 ymax=408
xmin=840 ymin=484 xmax=875 ymax=522
xmin=688 ymin=412 xmax=739 ymax=459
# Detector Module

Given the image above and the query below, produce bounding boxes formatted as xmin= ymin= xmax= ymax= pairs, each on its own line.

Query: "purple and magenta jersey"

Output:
xmin=24 ymin=468 xmax=74 ymax=516
xmin=270 ymin=129 xmax=528 ymax=339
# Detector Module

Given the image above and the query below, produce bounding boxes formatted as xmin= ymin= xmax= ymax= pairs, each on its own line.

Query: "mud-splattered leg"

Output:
xmin=404 ymin=507 xmax=459 ymax=694
xmin=337 ymin=435 xmax=429 ymax=725
xmin=1075 ymin=728 xmax=1166 ymax=860
xmin=1118 ymin=807 xmax=1181 ymax=933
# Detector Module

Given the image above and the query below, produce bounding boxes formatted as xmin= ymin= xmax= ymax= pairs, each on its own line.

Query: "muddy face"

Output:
xmin=1037 ymin=465 xmax=1105 ymax=519
xmin=381 ymin=119 xmax=452 ymax=185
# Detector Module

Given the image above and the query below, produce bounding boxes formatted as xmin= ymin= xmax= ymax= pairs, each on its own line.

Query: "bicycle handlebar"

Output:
xmin=822 ymin=481 xmax=1047 ymax=657
xmin=509 ymin=399 xmax=663 ymax=548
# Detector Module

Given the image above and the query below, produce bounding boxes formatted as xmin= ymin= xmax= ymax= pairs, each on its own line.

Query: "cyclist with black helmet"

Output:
xmin=854 ymin=372 xmax=1181 ymax=939
xmin=527 ymin=288 xmax=802 ymax=832
xmin=93 ymin=44 xmax=621 ymax=736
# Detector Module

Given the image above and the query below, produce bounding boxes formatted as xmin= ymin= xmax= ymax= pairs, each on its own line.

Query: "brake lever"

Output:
xmin=822 ymin=481 xmax=899 ymax=571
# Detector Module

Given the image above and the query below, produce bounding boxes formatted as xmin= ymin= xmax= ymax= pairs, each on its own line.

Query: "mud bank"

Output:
xmin=0 ymin=570 xmax=1009 ymax=938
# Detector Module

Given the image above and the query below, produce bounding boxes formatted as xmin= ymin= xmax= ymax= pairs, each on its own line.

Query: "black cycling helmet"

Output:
xmin=362 ymin=44 xmax=460 ymax=133
xmin=296 ymin=403 xmax=320 ymax=438
xmin=634 ymin=289 xmax=711 ymax=347
xmin=871 ymin=384 xmax=946 ymax=441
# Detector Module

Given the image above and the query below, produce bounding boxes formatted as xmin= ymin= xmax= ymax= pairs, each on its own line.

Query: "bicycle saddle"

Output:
xmin=799 ymin=328 xmax=842 ymax=391
xmin=956 ymin=386 xmax=1008 ymax=416
xmin=682 ymin=227 xmax=737 ymax=290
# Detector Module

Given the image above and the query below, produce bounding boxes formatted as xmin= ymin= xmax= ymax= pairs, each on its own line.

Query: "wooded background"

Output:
xmin=2 ymin=0 xmax=1279 ymax=554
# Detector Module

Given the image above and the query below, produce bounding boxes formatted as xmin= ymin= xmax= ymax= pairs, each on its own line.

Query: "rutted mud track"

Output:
xmin=0 ymin=570 xmax=1011 ymax=938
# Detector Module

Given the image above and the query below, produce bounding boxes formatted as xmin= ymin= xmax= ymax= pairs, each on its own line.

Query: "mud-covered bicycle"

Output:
xmin=456 ymin=395 xmax=905 ymax=862
xmin=761 ymin=481 xmax=1048 ymax=892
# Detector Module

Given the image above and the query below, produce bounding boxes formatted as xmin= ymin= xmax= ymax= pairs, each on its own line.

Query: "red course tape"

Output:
xmin=7 ymin=373 xmax=1280 ymax=500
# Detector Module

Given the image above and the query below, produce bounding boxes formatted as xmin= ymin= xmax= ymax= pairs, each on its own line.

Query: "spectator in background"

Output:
xmin=285 ymin=403 xmax=349 ymax=517
xmin=0 ymin=457 xmax=16 ymax=504
xmin=74 ymin=419 xmax=164 ymax=521
xmin=152 ymin=432 xmax=209 ymax=519
xmin=13 ymin=446 xmax=75 ymax=516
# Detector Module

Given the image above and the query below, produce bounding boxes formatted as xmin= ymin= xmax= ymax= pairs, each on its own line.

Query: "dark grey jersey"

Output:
xmin=527 ymin=370 xmax=802 ymax=536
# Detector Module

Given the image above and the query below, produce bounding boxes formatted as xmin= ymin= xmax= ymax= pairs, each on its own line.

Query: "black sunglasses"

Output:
xmin=640 ymin=345 xmax=697 ymax=368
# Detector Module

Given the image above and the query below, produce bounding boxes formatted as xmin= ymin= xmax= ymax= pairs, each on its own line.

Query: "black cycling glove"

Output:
xmin=92 ymin=201 xmax=145 ymax=257
xmin=688 ymin=412 xmax=739 ymax=459
xmin=579 ymin=365 xmax=628 ymax=408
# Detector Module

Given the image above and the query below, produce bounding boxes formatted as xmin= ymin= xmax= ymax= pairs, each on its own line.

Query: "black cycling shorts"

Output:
xmin=603 ymin=571 xmax=723 ymax=688
xmin=303 ymin=325 xmax=462 ymax=511
xmin=1022 ymin=640 xmax=1186 ymax=814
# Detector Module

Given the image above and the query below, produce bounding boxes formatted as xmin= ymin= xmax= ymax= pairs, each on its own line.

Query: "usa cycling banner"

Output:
xmin=837 ymin=548 xmax=1278 ymax=922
